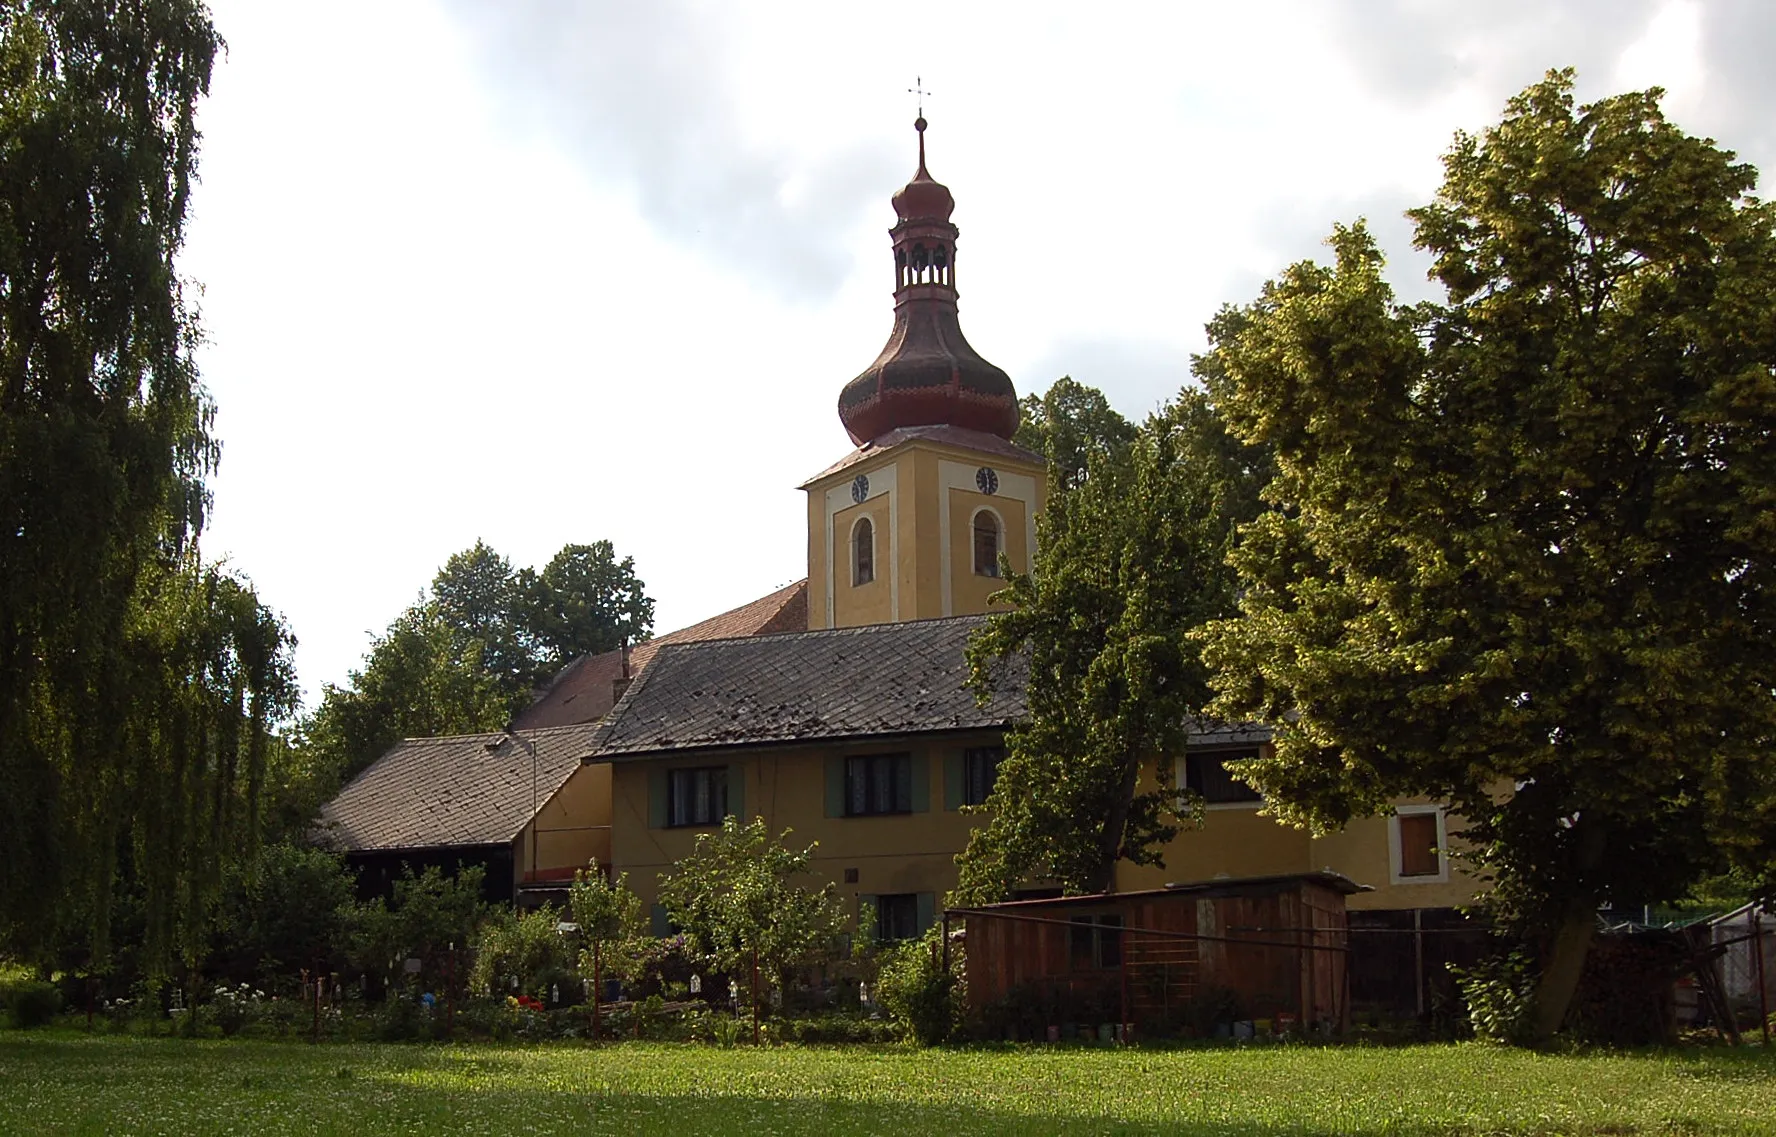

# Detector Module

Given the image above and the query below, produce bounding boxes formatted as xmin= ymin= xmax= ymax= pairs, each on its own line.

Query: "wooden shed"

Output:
xmin=953 ymin=872 xmax=1363 ymax=1038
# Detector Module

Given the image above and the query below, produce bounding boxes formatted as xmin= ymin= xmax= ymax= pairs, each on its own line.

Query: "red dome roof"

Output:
xmin=837 ymin=118 xmax=1019 ymax=447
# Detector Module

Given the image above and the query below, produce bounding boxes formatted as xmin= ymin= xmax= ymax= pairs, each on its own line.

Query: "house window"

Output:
xmin=876 ymin=894 xmax=919 ymax=943
xmin=1395 ymin=809 xmax=1444 ymax=879
xmin=963 ymin=746 xmax=1004 ymax=806
xmin=853 ymin=517 xmax=874 ymax=586
xmin=846 ymin=753 xmax=912 ymax=816
xmin=667 ymin=767 xmax=727 ymax=828
xmin=1183 ymin=748 xmax=1262 ymax=805
xmin=1069 ymin=914 xmax=1124 ymax=969
xmin=972 ymin=510 xmax=1000 ymax=577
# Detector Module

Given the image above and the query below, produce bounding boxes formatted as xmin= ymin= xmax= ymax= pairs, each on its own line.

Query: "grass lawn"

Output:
xmin=0 ymin=1032 xmax=1772 ymax=1136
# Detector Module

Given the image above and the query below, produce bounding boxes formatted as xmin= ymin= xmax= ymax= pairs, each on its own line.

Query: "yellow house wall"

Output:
xmin=600 ymin=741 xmax=1477 ymax=920
xmin=1312 ymin=809 xmax=1480 ymax=911
xmin=604 ymin=734 xmax=1001 ymax=920
xmin=516 ymin=762 xmax=613 ymax=882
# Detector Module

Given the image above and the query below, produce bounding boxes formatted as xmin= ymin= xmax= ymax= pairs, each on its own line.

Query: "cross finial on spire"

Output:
xmin=908 ymin=76 xmax=930 ymax=119
xmin=908 ymin=77 xmax=931 ymax=171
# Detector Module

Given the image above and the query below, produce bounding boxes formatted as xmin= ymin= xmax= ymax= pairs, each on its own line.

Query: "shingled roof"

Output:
xmin=585 ymin=615 xmax=1026 ymax=759
xmin=317 ymin=723 xmax=597 ymax=854
xmin=512 ymin=580 xmax=808 ymax=729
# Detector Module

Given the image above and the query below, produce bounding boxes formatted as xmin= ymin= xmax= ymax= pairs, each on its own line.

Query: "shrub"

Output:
xmin=1452 ymin=949 xmax=1538 ymax=1046
xmin=873 ymin=929 xmax=959 ymax=1046
xmin=3 ymin=979 xmax=62 ymax=1029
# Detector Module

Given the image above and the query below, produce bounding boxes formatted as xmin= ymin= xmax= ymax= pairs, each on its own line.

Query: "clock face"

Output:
xmin=851 ymin=474 xmax=870 ymax=504
xmin=975 ymin=466 xmax=999 ymax=495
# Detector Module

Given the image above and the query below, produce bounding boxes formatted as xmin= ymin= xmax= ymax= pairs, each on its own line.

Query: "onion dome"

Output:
xmin=838 ymin=117 xmax=1019 ymax=447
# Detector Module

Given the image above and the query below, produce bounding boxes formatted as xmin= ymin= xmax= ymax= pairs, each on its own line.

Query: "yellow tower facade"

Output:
xmin=806 ymin=115 xmax=1047 ymax=629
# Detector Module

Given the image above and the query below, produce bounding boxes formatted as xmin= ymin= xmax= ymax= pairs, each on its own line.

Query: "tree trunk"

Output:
xmin=1087 ymin=746 xmax=1145 ymax=894
xmin=1532 ymin=902 xmax=1596 ymax=1042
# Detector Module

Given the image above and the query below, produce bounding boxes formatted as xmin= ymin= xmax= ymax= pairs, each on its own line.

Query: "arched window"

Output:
xmin=853 ymin=517 xmax=874 ymax=586
xmin=972 ymin=510 xmax=1000 ymax=578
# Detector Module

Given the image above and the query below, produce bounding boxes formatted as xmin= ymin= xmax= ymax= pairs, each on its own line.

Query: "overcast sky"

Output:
xmin=180 ymin=0 xmax=1776 ymax=705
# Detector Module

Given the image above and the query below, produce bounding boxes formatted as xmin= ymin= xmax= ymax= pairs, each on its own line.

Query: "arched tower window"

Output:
xmin=972 ymin=510 xmax=1001 ymax=578
xmin=853 ymin=517 xmax=875 ymax=586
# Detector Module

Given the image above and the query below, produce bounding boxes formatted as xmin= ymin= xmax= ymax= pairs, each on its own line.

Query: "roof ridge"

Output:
xmin=648 ymin=612 xmax=989 ymax=655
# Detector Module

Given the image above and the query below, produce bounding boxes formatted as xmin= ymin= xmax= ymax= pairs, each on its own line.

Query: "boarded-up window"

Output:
xmin=1398 ymin=812 xmax=1441 ymax=877
xmin=972 ymin=511 xmax=1000 ymax=577
xmin=854 ymin=518 xmax=874 ymax=585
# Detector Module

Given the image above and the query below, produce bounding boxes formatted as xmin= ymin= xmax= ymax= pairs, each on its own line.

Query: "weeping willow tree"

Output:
xmin=0 ymin=0 xmax=296 ymax=973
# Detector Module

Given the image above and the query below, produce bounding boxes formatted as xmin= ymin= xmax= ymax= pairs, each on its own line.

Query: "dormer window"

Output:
xmin=854 ymin=517 xmax=874 ymax=586
xmin=972 ymin=510 xmax=1000 ymax=577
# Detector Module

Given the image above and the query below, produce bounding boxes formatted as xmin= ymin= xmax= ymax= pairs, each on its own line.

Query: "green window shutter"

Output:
xmin=910 ymin=752 xmax=930 ymax=813
xmin=943 ymin=750 xmax=964 ymax=811
xmin=648 ymin=768 xmax=668 ymax=829
xmin=916 ymin=892 xmax=937 ymax=937
xmin=859 ymin=895 xmax=879 ymax=942
xmin=727 ymin=763 xmax=745 ymax=821
xmin=825 ymin=755 xmax=846 ymax=818
xmin=650 ymin=903 xmax=670 ymax=937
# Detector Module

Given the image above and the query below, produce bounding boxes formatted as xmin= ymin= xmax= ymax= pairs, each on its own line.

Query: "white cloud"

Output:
xmin=181 ymin=0 xmax=1776 ymax=704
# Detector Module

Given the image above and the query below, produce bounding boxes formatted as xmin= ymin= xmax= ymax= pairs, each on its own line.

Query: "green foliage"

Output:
xmin=567 ymin=859 xmax=649 ymax=986
xmin=301 ymin=601 xmax=509 ymax=786
xmin=957 ymin=386 xmax=1272 ymax=900
xmin=352 ymin=865 xmax=485 ymax=993
xmin=298 ymin=539 xmax=653 ymax=792
xmin=872 ymin=927 xmax=960 ymax=1046
xmin=526 ymin=542 xmax=655 ymax=668
xmin=210 ymin=843 xmax=359 ymax=984
xmin=1 ymin=977 xmax=61 ymax=1028
xmin=1451 ymin=951 xmax=1538 ymax=1047
xmin=470 ymin=907 xmax=572 ymax=1000
xmin=0 ymin=0 xmax=305 ymax=971
xmin=1194 ymin=71 xmax=1776 ymax=1038
xmin=1015 ymin=376 xmax=1138 ymax=491
xmin=657 ymin=817 xmax=846 ymax=995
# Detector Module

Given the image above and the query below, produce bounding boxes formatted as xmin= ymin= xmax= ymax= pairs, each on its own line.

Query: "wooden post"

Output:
xmin=751 ymin=944 xmax=761 ymax=1046
xmin=1119 ymin=935 xmax=1130 ymax=1045
xmin=311 ymin=954 xmax=322 ymax=1044
xmin=941 ymin=912 xmax=952 ymax=975
xmin=1413 ymin=908 xmax=1426 ymax=1019
xmin=446 ymin=944 xmax=456 ymax=1039
xmin=85 ymin=975 xmax=94 ymax=1032
xmin=1755 ymin=911 xmax=1770 ymax=1048
xmin=592 ymin=939 xmax=602 ymax=1044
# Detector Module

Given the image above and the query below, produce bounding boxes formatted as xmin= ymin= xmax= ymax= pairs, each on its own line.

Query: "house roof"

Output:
xmin=800 ymin=424 xmax=1043 ymax=486
xmin=585 ymin=614 xmax=1027 ymax=759
xmin=316 ymin=723 xmax=597 ymax=854
xmin=949 ymin=871 xmax=1370 ymax=913
xmin=512 ymin=579 xmax=808 ymax=729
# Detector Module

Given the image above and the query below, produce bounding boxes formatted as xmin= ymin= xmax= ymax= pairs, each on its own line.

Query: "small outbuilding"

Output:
xmin=952 ymin=871 xmax=1364 ymax=1039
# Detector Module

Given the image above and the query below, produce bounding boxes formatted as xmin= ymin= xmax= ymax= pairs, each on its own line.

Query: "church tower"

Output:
xmin=803 ymin=116 xmax=1047 ymax=630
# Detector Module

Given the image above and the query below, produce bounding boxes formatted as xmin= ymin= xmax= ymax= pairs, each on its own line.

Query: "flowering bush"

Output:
xmin=210 ymin=982 xmax=266 ymax=1037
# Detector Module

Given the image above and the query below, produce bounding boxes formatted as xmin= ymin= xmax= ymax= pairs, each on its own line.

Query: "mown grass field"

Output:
xmin=0 ymin=1032 xmax=1772 ymax=1136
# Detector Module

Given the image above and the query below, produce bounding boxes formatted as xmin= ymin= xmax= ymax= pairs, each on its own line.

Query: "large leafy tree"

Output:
xmin=302 ymin=539 xmax=654 ymax=790
xmin=955 ymin=386 xmax=1271 ymax=901
xmin=1015 ymin=376 xmax=1139 ymax=491
xmin=1195 ymin=72 xmax=1776 ymax=1039
xmin=300 ymin=599 xmax=509 ymax=787
xmin=525 ymin=540 xmax=654 ymax=668
xmin=0 ymin=0 xmax=299 ymax=969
